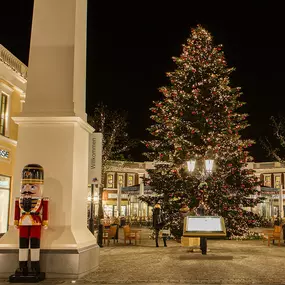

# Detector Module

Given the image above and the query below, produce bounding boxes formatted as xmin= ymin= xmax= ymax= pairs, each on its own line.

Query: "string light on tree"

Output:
xmin=141 ymin=25 xmax=265 ymax=238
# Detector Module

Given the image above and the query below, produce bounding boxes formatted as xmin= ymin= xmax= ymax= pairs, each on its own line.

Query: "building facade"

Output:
xmin=101 ymin=160 xmax=154 ymax=218
xmin=98 ymin=160 xmax=285 ymax=220
xmin=0 ymin=45 xmax=27 ymax=234
xmin=247 ymin=161 xmax=285 ymax=218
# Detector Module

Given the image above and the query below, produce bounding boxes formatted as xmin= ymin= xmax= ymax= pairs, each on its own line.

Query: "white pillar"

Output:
xmin=138 ymin=181 xmax=144 ymax=217
xmin=0 ymin=0 xmax=99 ymax=279
xmin=21 ymin=0 xmax=87 ymax=121
xmin=117 ymin=184 xmax=121 ymax=217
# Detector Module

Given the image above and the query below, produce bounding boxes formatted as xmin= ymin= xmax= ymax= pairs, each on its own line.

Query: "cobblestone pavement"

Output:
xmin=1 ymin=227 xmax=285 ymax=285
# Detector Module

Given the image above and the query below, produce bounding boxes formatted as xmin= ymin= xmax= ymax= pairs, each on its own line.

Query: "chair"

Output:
xmin=103 ymin=225 xmax=118 ymax=246
xmin=263 ymin=225 xmax=282 ymax=246
xmin=103 ymin=229 xmax=110 ymax=245
xmin=109 ymin=225 xmax=119 ymax=244
xmin=123 ymin=225 xmax=141 ymax=245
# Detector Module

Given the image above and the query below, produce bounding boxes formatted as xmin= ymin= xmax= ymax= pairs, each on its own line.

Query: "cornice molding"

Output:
xmin=0 ymin=135 xmax=17 ymax=146
xmin=12 ymin=116 xmax=94 ymax=133
xmin=0 ymin=81 xmax=14 ymax=95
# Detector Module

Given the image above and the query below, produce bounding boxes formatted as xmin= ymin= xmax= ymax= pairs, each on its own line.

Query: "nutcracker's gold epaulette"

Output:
xmin=14 ymin=220 xmax=19 ymax=226
xmin=43 ymin=197 xmax=49 ymax=201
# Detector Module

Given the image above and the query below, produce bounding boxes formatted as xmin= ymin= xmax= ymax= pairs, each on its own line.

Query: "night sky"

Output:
xmin=1 ymin=1 xmax=285 ymax=162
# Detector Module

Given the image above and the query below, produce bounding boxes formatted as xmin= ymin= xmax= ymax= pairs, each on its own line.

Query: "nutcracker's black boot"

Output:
xmin=15 ymin=261 xmax=29 ymax=276
xmin=31 ymin=261 xmax=41 ymax=275
xmin=163 ymin=238 xmax=167 ymax=247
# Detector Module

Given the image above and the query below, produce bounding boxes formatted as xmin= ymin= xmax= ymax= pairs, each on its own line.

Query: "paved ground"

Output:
xmin=1 ymin=227 xmax=285 ymax=285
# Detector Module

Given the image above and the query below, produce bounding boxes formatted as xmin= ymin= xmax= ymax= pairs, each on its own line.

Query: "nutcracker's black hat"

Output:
xmin=21 ymin=164 xmax=44 ymax=185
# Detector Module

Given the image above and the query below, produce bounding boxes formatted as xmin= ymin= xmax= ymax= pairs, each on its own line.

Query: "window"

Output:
xmin=0 ymin=175 xmax=11 ymax=234
xmin=107 ymin=173 xmax=114 ymax=188
xmin=264 ymin=175 xmax=271 ymax=187
xmin=0 ymin=93 xmax=8 ymax=136
xmin=118 ymin=174 xmax=124 ymax=188
xmin=103 ymin=205 xmax=114 ymax=218
xmin=127 ymin=174 xmax=134 ymax=186
xmin=274 ymin=175 xmax=281 ymax=189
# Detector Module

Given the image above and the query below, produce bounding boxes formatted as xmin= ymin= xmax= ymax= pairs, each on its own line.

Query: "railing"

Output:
xmin=0 ymin=44 xmax=28 ymax=80
xmin=107 ymin=160 xmax=146 ymax=169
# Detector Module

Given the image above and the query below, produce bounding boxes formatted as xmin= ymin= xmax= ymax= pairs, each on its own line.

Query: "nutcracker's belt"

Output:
xmin=21 ymin=212 xmax=40 ymax=215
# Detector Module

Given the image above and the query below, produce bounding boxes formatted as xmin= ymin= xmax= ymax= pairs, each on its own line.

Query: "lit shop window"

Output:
xmin=107 ymin=174 xmax=114 ymax=188
xmin=0 ymin=175 xmax=11 ymax=234
xmin=128 ymin=175 xmax=134 ymax=186
xmin=274 ymin=175 xmax=281 ymax=189
xmin=264 ymin=175 xmax=271 ymax=187
xmin=118 ymin=174 xmax=124 ymax=187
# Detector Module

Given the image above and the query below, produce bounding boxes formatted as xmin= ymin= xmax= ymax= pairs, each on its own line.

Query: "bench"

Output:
xmin=262 ymin=226 xmax=282 ymax=246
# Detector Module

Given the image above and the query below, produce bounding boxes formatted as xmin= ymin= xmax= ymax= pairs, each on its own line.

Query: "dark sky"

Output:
xmin=1 ymin=1 xmax=285 ymax=162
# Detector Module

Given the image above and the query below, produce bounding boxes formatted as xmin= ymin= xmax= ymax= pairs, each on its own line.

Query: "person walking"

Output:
xmin=152 ymin=203 xmax=167 ymax=247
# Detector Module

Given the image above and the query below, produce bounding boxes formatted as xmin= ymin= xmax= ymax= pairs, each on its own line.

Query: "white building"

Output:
xmin=247 ymin=161 xmax=285 ymax=218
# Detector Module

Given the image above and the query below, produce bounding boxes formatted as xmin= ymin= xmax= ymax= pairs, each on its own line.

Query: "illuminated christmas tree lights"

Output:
xmin=141 ymin=25 xmax=264 ymax=238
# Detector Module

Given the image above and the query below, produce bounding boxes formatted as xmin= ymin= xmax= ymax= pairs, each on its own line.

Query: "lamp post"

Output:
xmin=186 ymin=157 xmax=214 ymax=255
xmin=88 ymin=184 xmax=95 ymax=235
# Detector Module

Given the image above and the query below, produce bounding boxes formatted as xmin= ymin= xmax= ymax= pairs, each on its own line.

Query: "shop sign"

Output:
xmin=0 ymin=149 xmax=9 ymax=159
xmin=88 ymin=133 xmax=102 ymax=185
xmin=271 ymin=194 xmax=285 ymax=199
xmin=108 ymin=193 xmax=128 ymax=199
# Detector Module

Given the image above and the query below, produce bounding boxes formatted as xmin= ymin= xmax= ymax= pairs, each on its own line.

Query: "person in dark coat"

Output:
xmin=152 ymin=203 xmax=167 ymax=247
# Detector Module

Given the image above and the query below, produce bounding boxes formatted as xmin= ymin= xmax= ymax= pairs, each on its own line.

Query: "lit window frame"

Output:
xmin=127 ymin=174 xmax=135 ymax=186
xmin=106 ymin=172 xmax=115 ymax=189
xmin=0 ymin=92 xmax=8 ymax=137
xmin=274 ymin=174 xmax=282 ymax=189
xmin=263 ymin=174 xmax=271 ymax=188
xmin=117 ymin=173 xmax=125 ymax=188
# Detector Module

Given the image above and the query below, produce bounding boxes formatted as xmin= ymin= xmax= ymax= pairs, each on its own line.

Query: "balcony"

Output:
xmin=0 ymin=44 xmax=28 ymax=80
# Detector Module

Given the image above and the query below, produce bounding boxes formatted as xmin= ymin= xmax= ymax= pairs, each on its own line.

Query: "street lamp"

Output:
xmin=88 ymin=184 xmax=99 ymax=235
xmin=186 ymin=156 xmax=214 ymax=254
xmin=205 ymin=159 xmax=214 ymax=174
xmin=187 ymin=158 xmax=214 ymax=177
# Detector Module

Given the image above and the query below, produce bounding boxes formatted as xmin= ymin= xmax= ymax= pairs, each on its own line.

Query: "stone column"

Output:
xmin=0 ymin=0 xmax=99 ymax=279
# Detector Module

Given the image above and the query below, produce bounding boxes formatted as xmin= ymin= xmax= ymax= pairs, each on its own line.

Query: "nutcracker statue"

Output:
xmin=10 ymin=164 xmax=48 ymax=282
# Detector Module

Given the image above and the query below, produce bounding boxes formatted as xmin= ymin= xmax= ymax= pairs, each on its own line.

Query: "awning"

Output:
xmin=261 ymin=186 xmax=279 ymax=195
xmin=121 ymin=184 xmax=153 ymax=195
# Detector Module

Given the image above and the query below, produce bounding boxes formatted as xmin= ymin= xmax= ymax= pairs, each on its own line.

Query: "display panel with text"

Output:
xmin=183 ymin=216 xmax=226 ymax=237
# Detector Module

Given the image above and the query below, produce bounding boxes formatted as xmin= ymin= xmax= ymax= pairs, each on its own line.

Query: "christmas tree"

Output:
xmin=141 ymin=25 xmax=264 ymax=238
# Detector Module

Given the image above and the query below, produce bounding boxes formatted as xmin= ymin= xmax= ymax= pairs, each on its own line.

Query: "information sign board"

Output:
xmin=183 ymin=216 xmax=226 ymax=237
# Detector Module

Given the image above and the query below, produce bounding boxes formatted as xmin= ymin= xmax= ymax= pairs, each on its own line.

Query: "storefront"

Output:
xmin=103 ymin=205 xmax=128 ymax=217
xmin=255 ymin=186 xmax=285 ymax=219
xmin=0 ymin=175 xmax=11 ymax=235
